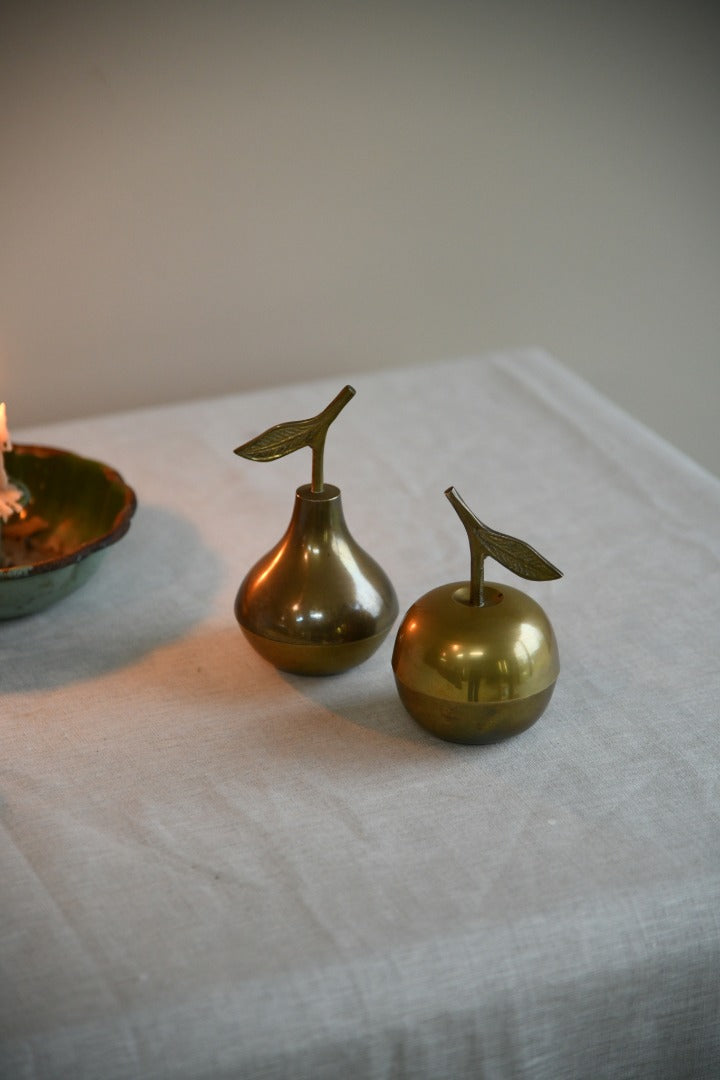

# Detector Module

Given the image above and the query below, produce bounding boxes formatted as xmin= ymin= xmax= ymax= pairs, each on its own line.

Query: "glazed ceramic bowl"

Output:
xmin=0 ymin=444 xmax=136 ymax=618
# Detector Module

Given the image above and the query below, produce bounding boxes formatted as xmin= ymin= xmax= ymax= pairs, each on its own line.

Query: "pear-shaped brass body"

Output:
xmin=236 ymin=483 xmax=398 ymax=675
xmin=392 ymin=581 xmax=559 ymax=744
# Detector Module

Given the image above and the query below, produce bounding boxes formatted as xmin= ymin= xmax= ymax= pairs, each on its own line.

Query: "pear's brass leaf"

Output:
xmin=474 ymin=519 xmax=562 ymax=581
xmin=234 ymin=415 xmax=321 ymax=462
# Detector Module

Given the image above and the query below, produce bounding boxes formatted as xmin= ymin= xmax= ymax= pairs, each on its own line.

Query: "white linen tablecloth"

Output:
xmin=2 ymin=350 xmax=719 ymax=1079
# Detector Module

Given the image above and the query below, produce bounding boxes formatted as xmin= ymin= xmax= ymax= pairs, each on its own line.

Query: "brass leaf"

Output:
xmin=234 ymin=385 xmax=356 ymax=491
xmin=445 ymin=486 xmax=562 ymax=585
xmin=234 ymin=416 xmax=320 ymax=462
xmin=472 ymin=520 xmax=562 ymax=581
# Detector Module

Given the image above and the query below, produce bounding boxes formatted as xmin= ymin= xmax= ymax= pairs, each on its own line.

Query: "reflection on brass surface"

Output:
xmin=233 ymin=388 xmax=398 ymax=674
xmin=241 ymin=625 xmax=393 ymax=678
xmin=392 ymin=488 xmax=561 ymax=744
xmin=395 ymin=682 xmax=556 ymax=745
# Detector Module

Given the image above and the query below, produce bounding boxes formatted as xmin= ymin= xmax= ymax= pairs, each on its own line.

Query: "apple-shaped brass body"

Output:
xmin=234 ymin=386 xmax=398 ymax=675
xmin=392 ymin=488 xmax=561 ymax=744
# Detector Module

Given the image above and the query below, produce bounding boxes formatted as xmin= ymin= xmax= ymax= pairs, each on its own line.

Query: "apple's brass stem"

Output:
xmin=469 ymin=545 xmax=486 ymax=606
xmin=445 ymin=487 xmax=486 ymax=605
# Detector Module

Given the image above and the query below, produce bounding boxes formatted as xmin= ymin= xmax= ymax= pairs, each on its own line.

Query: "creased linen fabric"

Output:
xmin=1 ymin=351 xmax=719 ymax=1079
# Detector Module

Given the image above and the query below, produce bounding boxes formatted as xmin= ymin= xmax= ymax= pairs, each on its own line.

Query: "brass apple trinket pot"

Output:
xmin=392 ymin=487 xmax=562 ymax=744
xmin=234 ymin=385 xmax=398 ymax=675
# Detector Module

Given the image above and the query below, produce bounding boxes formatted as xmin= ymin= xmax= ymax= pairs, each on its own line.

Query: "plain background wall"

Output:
xmin=1 ymin=1 xmax=718 ymax=474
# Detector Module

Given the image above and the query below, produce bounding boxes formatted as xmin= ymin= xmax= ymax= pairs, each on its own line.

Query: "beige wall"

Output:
xmin=1 ymin=1 xmax=718 ymax=474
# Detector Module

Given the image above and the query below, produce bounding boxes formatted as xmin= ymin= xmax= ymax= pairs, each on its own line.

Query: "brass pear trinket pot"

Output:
xmin=392 ymin=488 xmax=562 ymax=744
xmin=234 ymin=386 xmax=398 ymax=675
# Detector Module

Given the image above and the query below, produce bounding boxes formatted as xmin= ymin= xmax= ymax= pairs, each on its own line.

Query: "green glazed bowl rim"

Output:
xmin=1 ymin=443 xmax=137 ymax=580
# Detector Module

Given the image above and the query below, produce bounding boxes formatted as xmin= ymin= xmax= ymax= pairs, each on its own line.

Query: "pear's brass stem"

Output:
xmin=310 ymin=385 xmax=356 ymax=493
xmin=445 ymin=487 xmax=487 ymax=606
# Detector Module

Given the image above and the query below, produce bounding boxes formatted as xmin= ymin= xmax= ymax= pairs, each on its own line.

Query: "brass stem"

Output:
xmin=445 ymin=486 xmax=487 ymax=607
xmin=469 ymin=547 xmax=486 ymax=607
xmin=311 ymin=434 xmax=326 ymax=493
xmin=310 ymin=385 xmax=356 ymax=493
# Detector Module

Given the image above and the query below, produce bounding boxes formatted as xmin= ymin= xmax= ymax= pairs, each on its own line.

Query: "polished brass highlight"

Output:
xmin=392 ymin=487 xmax=561 ymax=744
xmin=234 ymin=387 xmax=398 ymax=674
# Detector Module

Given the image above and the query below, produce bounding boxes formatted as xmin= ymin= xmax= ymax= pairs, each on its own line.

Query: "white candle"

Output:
xmin=0 ymin=402 xmax=25 ymax=521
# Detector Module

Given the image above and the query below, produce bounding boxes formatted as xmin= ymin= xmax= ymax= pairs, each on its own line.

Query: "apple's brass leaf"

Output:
xmin=475 ymin=520 xmax=562 ymax=581
xmin=234 ymin=416 xmax=321 ymax=462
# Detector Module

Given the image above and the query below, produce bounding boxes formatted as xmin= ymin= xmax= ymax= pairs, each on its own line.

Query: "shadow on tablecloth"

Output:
xmin=0 ymin=504 xmax=224 ymax=691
